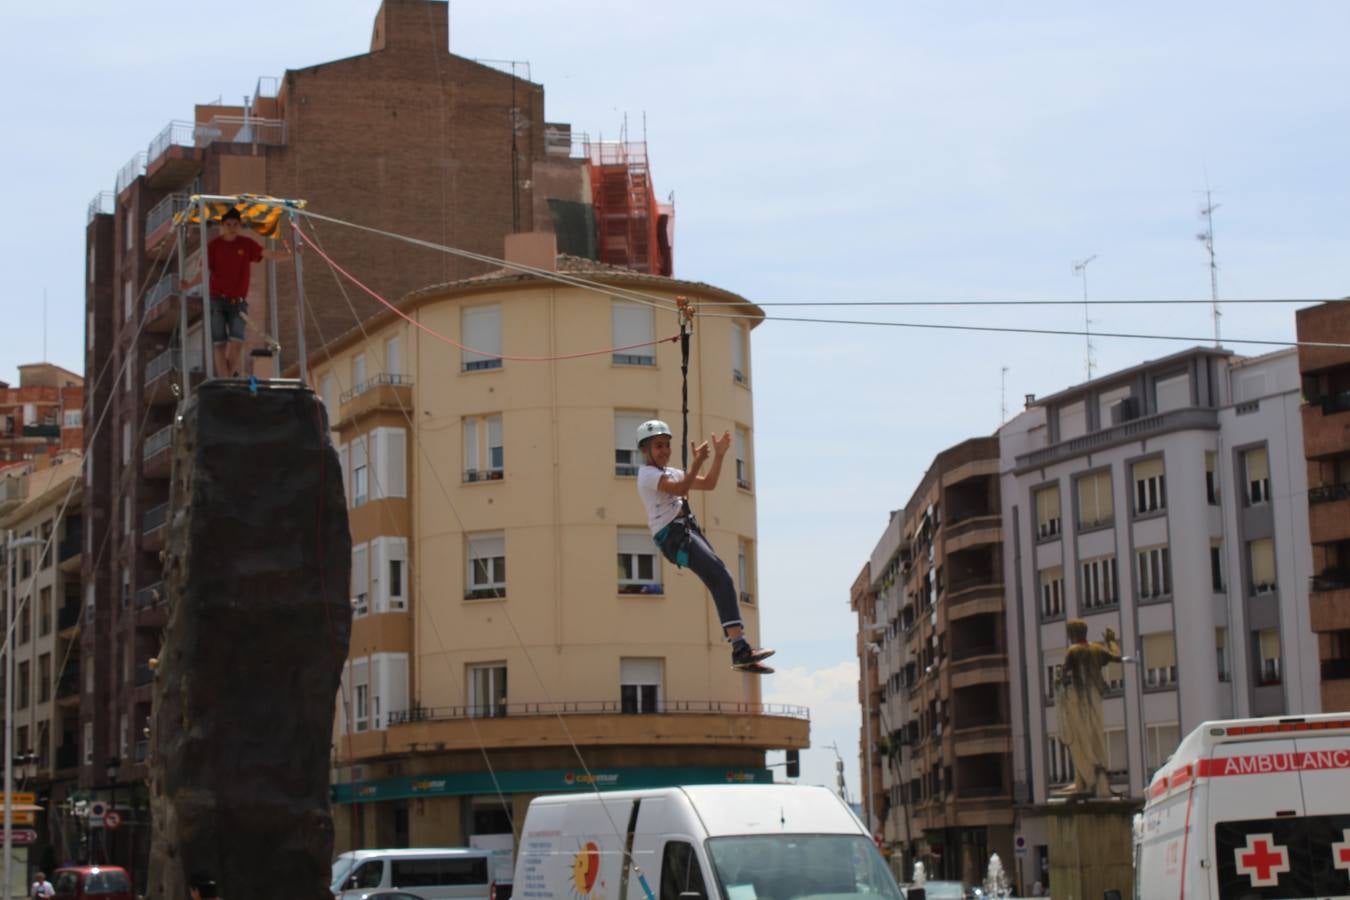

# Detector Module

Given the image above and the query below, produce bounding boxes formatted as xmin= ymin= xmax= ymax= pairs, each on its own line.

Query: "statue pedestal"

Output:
xmin=1038 ymin=798 xmax=1139 ymax=900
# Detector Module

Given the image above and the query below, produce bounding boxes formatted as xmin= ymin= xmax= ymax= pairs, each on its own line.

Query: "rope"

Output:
xmin=293 ymin=226 xmax=682 ymax=362
xmin=676 ymin=298 xmax=694 ymax=474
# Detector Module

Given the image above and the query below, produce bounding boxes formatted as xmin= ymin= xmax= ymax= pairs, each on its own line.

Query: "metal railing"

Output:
xmin=144 ymin=192 xmax=190 ymax=240
xmin=144 ymin=348 xmax=177 ymax=384
xmin=387 ymin=698 xmax=810 ymax=726
xmin=143 ymin=274 xmax=178 ymax=315
xmin=147 ymin=120 xmax=196 ymax=166
xmin=142 ymin=503 xmax=169 ymax=533
xmin=87 ymin=190 xmax=114 ymax=224
xmin=136 ymin=582 xmax=164 ymax=609
xmin=195 ymin=115 xmax=286 ymax=149
xmin=1310 ymin=482 xmax=1350 ymax=504
xmin=1322 ymin=391 xmax=1350 ymax=416
xmin=339 ymin=372 xmax=412 ymax=403
xmin=115 ymin=151 xmax=147 ymax=195
xmin=1311 ymin=571 xmax=1350 ymax=593
xmin=143 ymin=425 xmax=173 ymax=460
xmin=1016 ymin=407 xmax=1219 ymax=470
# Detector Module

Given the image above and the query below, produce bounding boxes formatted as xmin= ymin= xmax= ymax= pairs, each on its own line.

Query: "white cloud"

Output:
xmin=763 ymin=661 xmax=864 ymax=803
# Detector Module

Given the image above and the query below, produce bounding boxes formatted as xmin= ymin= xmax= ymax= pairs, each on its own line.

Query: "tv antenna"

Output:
xmin=1001 ymin=365 xmax=1010 ymax=424
xmin=1197 ymin=189 xmax=1222 ymax=347
xmin=1072 ymin=254 xmax=1098 ymax=380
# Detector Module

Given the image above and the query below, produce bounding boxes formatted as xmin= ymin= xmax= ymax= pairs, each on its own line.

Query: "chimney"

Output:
xmin=504 ymin=232 xmax=558 ymax=274
xmin=1024 ymin=393 xmax=1036 ymax=408
xmin=370 ymin=0 xmax=449 ymax=54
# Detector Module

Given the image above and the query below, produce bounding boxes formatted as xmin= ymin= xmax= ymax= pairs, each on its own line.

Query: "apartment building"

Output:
xmin=0 ymin=363 xmax=83 ymax=468
xmin=1296 ymin=301 xmax=1350 ymax=711
xmin=0 ymin=453 xmax=85 ymax=870
xmin=998 ymin=346 xmax=1319 ymax=880
xmin=81 ymin=0 xmax=671 ymax=875
xmin=861 ymin=437 xmax=1014 ymax=885
xmin=307 ymin=240 xmax=805 ymax=854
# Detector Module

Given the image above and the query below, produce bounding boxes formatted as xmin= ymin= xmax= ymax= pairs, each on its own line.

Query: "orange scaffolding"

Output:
xmin=585 ymin=141 xmax=673 ymax=276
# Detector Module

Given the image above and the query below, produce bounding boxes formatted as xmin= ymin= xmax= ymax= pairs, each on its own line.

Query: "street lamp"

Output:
xmin=4 ymin=532 xmax=41 ymax=900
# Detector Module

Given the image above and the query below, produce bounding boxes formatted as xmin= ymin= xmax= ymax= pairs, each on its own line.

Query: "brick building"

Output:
xmin=0 ymin=363 xmax=83 ymax=469
xmin=1296 ymin=301 xmax=1350 ymax=711
xmin=82 ymin=0 xmax=672 ymax=880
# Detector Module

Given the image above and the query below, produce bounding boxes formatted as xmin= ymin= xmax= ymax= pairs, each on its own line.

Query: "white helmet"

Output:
xmin=635 ymin=419 xmax=673 ymax=446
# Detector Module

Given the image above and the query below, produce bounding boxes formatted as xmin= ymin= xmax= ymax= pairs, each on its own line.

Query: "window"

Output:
xmin=385 ymin=335 xmax=400 ymax=377
xmin=612 ymin=301 xmax=655 ymax=366
xmin=393 ymin=858 xmax=488 ymax=888
xmin=1154 ymin=371 xmax=1190 ymax=413
xmin=1216 ymin=628 xmax=1229 ymax=682
xmin=320 ymin=374 xmax=336 ymax=428
xmin=660 ymin=840 xmax=708 ymax=900
xmin=620 ymin=658 xmax=663 ymax=714
xmin=351 ymin=544 xmax=369 ymax=616
xmin=1136 ymin=546 xmax=1172 ymax=601
xmin=614 ymin=412 xmax=652 ymax=476
xmin=353 ymin=682 xmax=369 ymax=733
xmin=618 ymin=528 xmax=662 ymax=594
xmin=1205 ymin=451 xmax=1219 ymax=504
xmin=125 ymin=345 xmax=134 ymax=393
xmin=1211 ymin=540 xmax=1225 ymax=592
xmin=1076 ymin=470 xmax=1113 ymax=530
xmin=351 ymin=353 xmax=367 ymax=392
xmin=121 ymin=420 xmax=131 ymax=466
xmin=1058 ymin=401 xmax=1087 ymax=442
xmin=38 ymin=653 xmax=50 ymax=703
xmin=1141 ymin=633 xmax=1177 ymax=689
xmin=1044 ymin=655 xmax=1064 ymax=703
xmin=371 ymin=537 xmax=408 ymax=613
xmin=1256 ymin=628 xmax=1282 ymax=685
xmin=1039 ymin=567 xmax=1064 ymax=619
xmin=1248 ymin=538 xmax=1276 ymax=595
xmin=121 ymin=496 xmax=130 ymax=537
xmin=342 ymin=654 xmax=407 ymax=732
xmin=463 ymin=414 xmax=504 ymax=482
xmin=731 ymin=322 xmax=748 ymax=385
xmin=1146 ymin=723 xmax=1180 ymax=774
xmin=85 ymin=583 xmax=94 ymax=627
xmin=17 ymin=661 xmax=28 ymax=710
xmin=1243 ymin=447 xmax=1270 ymax=505
xmin=119 ymin=713 xmax=128 ymax=756
xmin=18 ymin=596 xmax=30 ymax=644
xmin=1048 ymin=736 xmax=1075 ymax=785
xmin=463 ymin=305 xmax=503 ymax=371
xmin=1035 ymin=485 xmax=1061 ymax=539
xmin=1097 ymin=386 xmax=1132 ymax=429
xmin=83 ymin=721 xmax=93 ymax=765
xmin=738 ymin=539 xmax=754 ymax=605
xmin=350 ymin=436 xmax=368 ymax=507
xmin=1132 ymin=457 xmax=1166 ymax=515
xmin=1106 ymin=728 xmax=1128 ymax=776
xmin=39 ymin=586 xmax=51 ymax=636
xmin=466 ymin=532 xmax=506 ymax=599
xmin=123 ymin=279 xmax=134 ymax=321
xmin=1104 ymin=659 xmax=1123 ymax=694
xmin=469 ymin=664 xmax=507 ymax=718
xmin=64 ymin=409 xmax=81 ymax=428
xmin=371 ymin=427 xmax=407 ymax=499
xmin=735 ymin=426 xmax=751 ymax=489
xmin=1081 ymin=555 xmax=1119 ymax=610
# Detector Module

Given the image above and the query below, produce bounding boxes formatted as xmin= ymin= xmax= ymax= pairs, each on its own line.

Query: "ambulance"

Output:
xmin=1135 ymin=712 xmax=1350 ymax=899
xmin=512 ymin=784 xmax=903 ymax=900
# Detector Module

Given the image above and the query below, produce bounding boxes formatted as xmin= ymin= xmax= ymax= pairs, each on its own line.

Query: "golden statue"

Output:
xmin=1053 ymin=619 xmax=1123 ymax=798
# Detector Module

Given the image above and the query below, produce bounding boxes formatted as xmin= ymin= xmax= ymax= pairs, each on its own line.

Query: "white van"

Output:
xmin=513 ymin=784 xmax=903 ymax=900
xmin=1135 ymin=712 xmax=1350 ymax=899
xmin=331 ymin=847 xmax=501 ymax=900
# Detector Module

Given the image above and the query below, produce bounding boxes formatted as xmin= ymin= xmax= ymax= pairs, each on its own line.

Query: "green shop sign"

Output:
xmin=332 ymin=766 xmax=772 ymax=804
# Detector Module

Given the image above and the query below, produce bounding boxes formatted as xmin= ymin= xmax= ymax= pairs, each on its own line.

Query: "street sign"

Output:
xmin=103 ymin=811 xmax=122 ymax=831
xmin=1015 ymin=835 xmax=1028 ymax=858
xmin=4 ymin=829 xmax=36 ymax=846
xmin=0 ymin=793 xmax=37 ymax=826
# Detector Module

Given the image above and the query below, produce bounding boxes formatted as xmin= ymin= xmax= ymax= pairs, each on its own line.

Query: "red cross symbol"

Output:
xmin=1333 ymin=829 xmax=1350 ymax=876
xmin=1234 ymin=833 xmax=1290 ymax=888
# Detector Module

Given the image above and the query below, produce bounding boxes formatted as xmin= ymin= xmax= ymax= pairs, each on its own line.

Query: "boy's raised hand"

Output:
xmin=690 ymin=439 xmax=711 ymax=465
xmin=711 ymin=430 xmax=732 ymax=457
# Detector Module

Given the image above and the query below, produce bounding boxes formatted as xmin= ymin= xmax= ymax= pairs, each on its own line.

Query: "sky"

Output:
xmin=7 ymin=1 xmax=1350 ymax=799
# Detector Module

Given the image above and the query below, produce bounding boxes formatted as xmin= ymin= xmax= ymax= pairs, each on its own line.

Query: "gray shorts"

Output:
xmin=210 ymin=296 xmax=247 ymax=344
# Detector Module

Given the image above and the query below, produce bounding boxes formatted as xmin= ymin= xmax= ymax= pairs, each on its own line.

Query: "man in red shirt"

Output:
xmin=180 ymin=208 xmax=292 ymax=378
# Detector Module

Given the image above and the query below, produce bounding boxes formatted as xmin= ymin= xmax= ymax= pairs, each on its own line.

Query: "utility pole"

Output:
xmin=1072 ymin=255 xmax=1098 ymax=381
xmin=1198 ymin=190 xmax=1222 ymax=347
xmin=4 ymin=532 xmax=40 ymax=900
xmin=1000 ymin=366 xmax=1010 ymax=424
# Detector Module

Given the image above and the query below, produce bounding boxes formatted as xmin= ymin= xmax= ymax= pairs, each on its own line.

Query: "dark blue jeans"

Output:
xmin=655 ymin=517 xmax=742 ymax=632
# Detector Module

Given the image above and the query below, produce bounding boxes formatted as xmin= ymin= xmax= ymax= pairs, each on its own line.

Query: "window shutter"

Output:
xmin=1059 ymin=401 xmax=1087 ymax=440
xmin=379 ymin=428 xmax=406 ymax=497
xmin=370 ymin=540 xmax=387 ymax=613
xmin=1155 ymin=372 xmax=1190 ymax=412
xmin=385 ymin=336 xmax=401 ymax=377
xmin=618 ymin=528 xmax=652 ymax=556
xmin=620 ymin=658 xmax=663 ymax=685
xmin=1259 ymin=628 xmax=1282 ymax=661
xmin=1245 ymin=448 xmax=1269 ymax=482
xmin=464 ymin=418 xmax=479 ymax=472
xmin=338 ymin=444 xmax=349 ymax=500
xmin=1250 ymin=539 xmax=1276 ymax=586
xmin=352 ymin=544 xmax=369 ymax=603
xmin=1134 ymin=458 xmax=1164 ymax=481
xmin=463 ymin=305 xmax=502 ymax=366
xmin=613 ymin=302 xmax=654 ymax=347
xmin=1142 ymin=633 xmax=1176 ymax=670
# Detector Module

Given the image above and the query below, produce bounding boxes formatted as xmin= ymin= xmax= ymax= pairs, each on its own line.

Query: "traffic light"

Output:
xmin=785 ymin=750 xmax=800 ymax=779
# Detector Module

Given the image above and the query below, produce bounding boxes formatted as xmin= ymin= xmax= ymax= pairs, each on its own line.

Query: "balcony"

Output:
xmin=1302 ymin=402 xmax=1350 ymax=459
xmin=1309 ymin=483 xmax=1350 ymax=544
xmin=136 ymin=581 xmax=168 ymax=629
xmin=141 ymin=503 xmax=169 ymax=553
xmin=145 ymin=346 xmax=204 ymax=405
xmin=144 ymin=192 xmax=191 ymax=256
xmin=1322 ymin=658 xmax=1350 ymax=681
xmin=1310 ymin=572 xmax=1350 ymax=633
xmin=368 ymin=698 xmax=811 ymax=758
xmin=336 ymin=374 xmax=414 ymax=429
xmin=56 ymin=666 xmax=79 ymax=704
xmin=1015 ymin=407 xmax=1219 ymax=471
xmin=58 ymin=528 xmax=82 ymax=570
xmin=145 ymin=121 xmax=202 ymax=189
xmin=143 ymin=275 xmax=201 ymax=335
xmin=143 ymin=424 xmax=174 ymax=479
xmin=58 ymin=602 xmax=80 ymax=635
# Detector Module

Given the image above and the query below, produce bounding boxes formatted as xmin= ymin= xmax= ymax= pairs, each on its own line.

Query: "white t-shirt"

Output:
xmin=637 ymin=464 xmax=684 ymax=534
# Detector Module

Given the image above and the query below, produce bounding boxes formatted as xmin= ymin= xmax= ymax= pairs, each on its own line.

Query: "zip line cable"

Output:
xmin=748 ymin=296 xmax=1345 ymax=307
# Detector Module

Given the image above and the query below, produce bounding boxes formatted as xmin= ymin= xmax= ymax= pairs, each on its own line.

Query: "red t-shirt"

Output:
xmin=207 ymin=235 xmax=264 ymax=298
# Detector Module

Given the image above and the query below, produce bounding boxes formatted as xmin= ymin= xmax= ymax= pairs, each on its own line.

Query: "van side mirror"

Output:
xmin=1103 ymin=891 xmax=1122 ymax=900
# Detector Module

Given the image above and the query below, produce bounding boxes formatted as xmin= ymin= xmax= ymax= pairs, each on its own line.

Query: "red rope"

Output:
xmin=295 ymin=227 xmax=681 ymax=362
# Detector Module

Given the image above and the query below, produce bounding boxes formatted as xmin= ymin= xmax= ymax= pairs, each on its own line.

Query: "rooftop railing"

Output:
xmin=147 ymin=120 xmax=196 ymax=166
xmin=195 ymin=115 xmax=286 ymax=149
xmin=86 ymin=191 xmax=114 ymax=224
xmin=1016 ymin=407 xmax=1219 ymax=470
xmin=116 ymin=151 xmax=147 ymax=195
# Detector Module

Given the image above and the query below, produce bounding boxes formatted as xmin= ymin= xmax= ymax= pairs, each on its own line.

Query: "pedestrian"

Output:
xmin=178 ymin=207 xmax=292 ymax=379
xmin=635 ymin=420 xmax=773 ymax=671
xmin=30 ymin=871 xmax=54 ymax=899
xmin=188 ymin=873 xmax=220 ymax=899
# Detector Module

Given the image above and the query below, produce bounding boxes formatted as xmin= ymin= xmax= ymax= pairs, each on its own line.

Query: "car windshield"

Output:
xmin=331 ymin=855 xmax=355 ymax=891
xmin=706 ymin=835 xmax=903 ymax=900
xmin=86 ymin=869 xmax=131 ymax=894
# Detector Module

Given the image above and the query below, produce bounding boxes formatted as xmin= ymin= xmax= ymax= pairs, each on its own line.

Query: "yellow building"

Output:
xmin=311 ymin=240 xmax=809 ymax=853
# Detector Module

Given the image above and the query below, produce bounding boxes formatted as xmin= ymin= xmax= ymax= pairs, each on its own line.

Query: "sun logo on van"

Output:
xmin=571 ymin=842 xmax=601 ymax=896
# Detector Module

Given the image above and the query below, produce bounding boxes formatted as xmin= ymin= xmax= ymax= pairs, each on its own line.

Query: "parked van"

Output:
xmin=1135 ymin=712 xmax=1350 ymax=899
xmin=513 ymin=784 xmax=903 ymax=900
xmin=332 ymin=847 xmax=502 ymax=900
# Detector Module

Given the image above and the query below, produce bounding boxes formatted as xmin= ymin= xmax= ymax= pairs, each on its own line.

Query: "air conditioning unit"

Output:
xmin=1110 ymin=397 xmax=1140 ymax=425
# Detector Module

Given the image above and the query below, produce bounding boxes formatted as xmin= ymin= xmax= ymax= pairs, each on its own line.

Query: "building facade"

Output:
xmin=81 ymin=0 xmax=676 ymax=877
xmin=862 ymin=437 xmax=1014 ymax=885
xmin=1 ymin=453 xmax=85 ymax=872
xmin=0 ymin=364 xmax=83 ymax=469
xmin=998 ymin=346 xmax=1319 ymax=882
xmin=1296 ymin=302 xmax=1350 ymax=711
xmin=307 ymin=245 xmax=806 ymax=855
